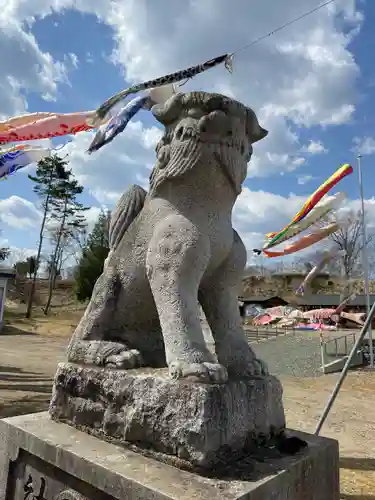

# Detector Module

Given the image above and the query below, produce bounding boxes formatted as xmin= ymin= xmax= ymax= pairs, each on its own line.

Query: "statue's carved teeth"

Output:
xmin=181 ymin=127 xmax=196 ymax=141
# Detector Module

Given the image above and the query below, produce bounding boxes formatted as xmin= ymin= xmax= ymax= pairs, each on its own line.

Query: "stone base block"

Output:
xmin=49 ymin=362 xmax=286 ymax=468
xmin=0 ymin=412 xmax=340 ymax=500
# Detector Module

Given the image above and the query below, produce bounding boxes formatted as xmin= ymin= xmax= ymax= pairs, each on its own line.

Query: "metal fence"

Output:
xmin=321 ymin=332 xmax=357 ymax=358
xmin=243 ymin=323 xmax=299 ymax=343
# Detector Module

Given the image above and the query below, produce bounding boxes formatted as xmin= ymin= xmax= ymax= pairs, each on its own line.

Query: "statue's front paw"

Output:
xmin=105 ymin=349 xmax=144 ymax=369
xmin=225 ymin=356 xmax=269 ymax=378
xmin=249 ymin=357 xmax=269 ymax=376
xmin=169 ymin=361 xmax=228 ymax=384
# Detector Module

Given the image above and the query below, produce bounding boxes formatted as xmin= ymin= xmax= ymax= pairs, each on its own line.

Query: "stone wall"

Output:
xmin=241 ymin=274 xmax=372 ymax=298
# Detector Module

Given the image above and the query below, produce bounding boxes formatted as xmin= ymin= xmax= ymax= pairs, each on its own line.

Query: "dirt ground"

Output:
xmin=0 ymin=305 xmax=374 ymax=498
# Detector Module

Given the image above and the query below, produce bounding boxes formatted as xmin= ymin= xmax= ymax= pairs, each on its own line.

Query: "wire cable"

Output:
xmin=231 ymin=0 xmax=336 ymax=56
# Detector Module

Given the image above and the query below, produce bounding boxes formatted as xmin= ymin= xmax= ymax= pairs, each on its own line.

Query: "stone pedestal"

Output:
xmin=0 ymin=412 xmax=340 ymax=500
xmin=49 ymin=363 xmax=286 ymax=468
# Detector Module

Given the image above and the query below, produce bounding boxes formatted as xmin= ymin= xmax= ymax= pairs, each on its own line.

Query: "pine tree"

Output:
xmin=74 ymin=210 xmax=111 ymax=302
xmin=43 ymin=169 xmax=89 ymax=315
xmin=26 ymin=154 xmax=74 ymax=318
xmin=0 ymin=224 xmax=10 ymax=261
xmin=26 ymin=256 xmax=38 ymax=278
xmin=14 ymin=260 xmax=29 ymax=277
xmin=0 ymin=247 xmax=9 ymax=262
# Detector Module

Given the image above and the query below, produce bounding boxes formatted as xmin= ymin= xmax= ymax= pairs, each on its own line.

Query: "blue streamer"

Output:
xmin=87 ymin=95 xmax=149 ymax=154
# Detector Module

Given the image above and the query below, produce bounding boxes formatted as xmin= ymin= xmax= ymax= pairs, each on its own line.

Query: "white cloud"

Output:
xmin=59 ymin=120 xmax=162 ymax=203
xmin=2 ymin=246 xmax=37 ymax=267
xmin=301 ymin=140 xmax=328 ymax=154
xmin=352 ymin=136 xmax=375 ymax=155
xmin=101 ymin=0 xmax=361 ymax=183
xmin=297 ymin=174 xmax=315 ymax=185
xmin=0 ymin=0 xmax=363 ymax=184
xmin=94 ymin=0 xmax=360 ymax=180
xmin=0 ymin=0 xmax=367 ymax=262
xmin=85 ymin=52 xmax=94 ymax=64
xmin=0 ymin=16 xmax=70 ymax=117
xmin=83 ymin=206 xmax=107 ymax=229
xmin=0 ymin=196 xmax=41 ymax=229
xmin=3 ymin=186 xmax=375 ymax=271
xmin=65 ymin=52 xmax=79 ymax=69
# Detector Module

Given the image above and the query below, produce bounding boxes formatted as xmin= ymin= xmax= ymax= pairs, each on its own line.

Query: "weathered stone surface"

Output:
xmin=49 ymin=363 xmax=285 ymax=468
xmin=0 ymin=412 xmax=340 ymax=500
xmin=65 ymin=91 xmax=270 ymax=384
xmin=49 ymin=91 xmax=289 ymax=474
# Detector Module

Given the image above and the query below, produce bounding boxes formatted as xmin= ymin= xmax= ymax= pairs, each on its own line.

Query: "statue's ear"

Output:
xmin=246 ymin=109 xmax=268 ymax=143
xmin=253 ymin=126 xmax=268 ymax=143
xmin=151 ymin=93 xmax=184 ymax=125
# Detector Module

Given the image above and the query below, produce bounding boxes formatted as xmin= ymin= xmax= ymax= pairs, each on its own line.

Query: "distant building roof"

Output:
xmin=298 ymin=294 xmax=375 ymax=307
xmin=0 ymin=267 xmax=15 ymax=279
xmin=272 ymin=271 xmax=330 ymax=278
xmin=239 ymin=295 xmax=288 ymax=304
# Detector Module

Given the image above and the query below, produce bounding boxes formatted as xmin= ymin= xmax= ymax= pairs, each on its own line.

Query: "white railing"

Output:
xmin=320 ymin=332 xmax=356 ymax=360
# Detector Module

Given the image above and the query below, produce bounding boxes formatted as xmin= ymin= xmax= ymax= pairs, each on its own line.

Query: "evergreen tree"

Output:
xmin=26 ymin=155 xmax=84 ymax=318
xmin=74 ymin=210 xmax=111 ymax=301
xmin=0 ymin=224 xmax=10 ymax=261
xmin=0 ymin=247 xmax=9 ymax=262
xmin=26 ymin=154 xmax=78 ymax=317
xmin=14 ymin=260 xmax=29 ymax=277
xmin=43 ymin=169 xmax=88 ymax=315
xmin=26 ymin=256 xmax=38 ymax=278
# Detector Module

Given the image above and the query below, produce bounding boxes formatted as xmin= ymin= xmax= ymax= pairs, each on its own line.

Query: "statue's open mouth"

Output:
xmin=175 ymin=124 xmax=197 ymax=141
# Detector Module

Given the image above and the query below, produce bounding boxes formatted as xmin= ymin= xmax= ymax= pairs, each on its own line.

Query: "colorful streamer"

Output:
xmin=87 ymin=84 xmax=178 ymax=154
xmin=0 ymin=112 xmax=57 ymax=133
xmin=335 ymin=292 xmax=357 ymax=315
xmin=0 ymin=148 xmax=51 ymax=180
xmin=0 ymin=144 xmax=41 ymax=154
xmin=263 ymin=222 xmax=341 ymax=258
xmin=263 ymin=192 xmax=346 ymax=250
xmin=302 ymin=308 xmax=336 ymax=320
xmin=295 ymin=248 xmax=344 ymax=296
xmin=87 ymin=95 xmax=149 ymax=154
xmin=91 ymin=53 xmax=233 ymax=126
xmin=0 ymin=111 xmax=96 ymax=144
xmin=265 ymin=164 xmax=353 ymax=248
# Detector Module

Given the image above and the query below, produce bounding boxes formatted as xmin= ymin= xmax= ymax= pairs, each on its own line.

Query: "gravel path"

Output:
xmin=1 ymin=321 xmax=373 ymax=497
xmin=248 ymin=330 xmax=323 ymax=378
xmin=203 ymin=321 xmax=324 ymax=378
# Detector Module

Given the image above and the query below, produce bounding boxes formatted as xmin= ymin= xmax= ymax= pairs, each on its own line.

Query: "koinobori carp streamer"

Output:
xmin=263 ymin=192 xmax=346 ymax=250
xmin=90 ymin=53 xmax=233 ymax=126
xmin=87 ymin=95 xmax=150 ymax=154
xmin=263 ymin=221 xmax=342 ymax=258
xmin=265 ymin=164 xmax=353 ymax=249
xmin=0 ymin=148 xmax=51 ymax=180
xmin=0 ymin=111 xmax=96 ymax=144
xmin=0 ymin=112 xmax=57 ymax=133
xmin=295 ymin=248 xmax=345 ymax=296
xmin=87 ymin=84 xmax=178 ymax=154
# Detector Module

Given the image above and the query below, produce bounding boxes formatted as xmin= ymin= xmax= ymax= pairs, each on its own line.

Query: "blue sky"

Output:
xmin=0 ymin=0 xmax=374 ymax=266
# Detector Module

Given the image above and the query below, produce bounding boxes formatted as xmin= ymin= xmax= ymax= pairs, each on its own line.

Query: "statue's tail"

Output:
xmin=109 ymin=184 xmax=147 ymax=251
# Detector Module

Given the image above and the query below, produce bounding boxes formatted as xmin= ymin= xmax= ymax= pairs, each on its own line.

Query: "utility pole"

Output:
xmin=357 ymin=154 xmax=373 ymax=368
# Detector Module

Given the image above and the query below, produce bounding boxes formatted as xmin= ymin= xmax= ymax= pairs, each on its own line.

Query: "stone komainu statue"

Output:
xmin=67 ymin=91 xmax=268 ymax=383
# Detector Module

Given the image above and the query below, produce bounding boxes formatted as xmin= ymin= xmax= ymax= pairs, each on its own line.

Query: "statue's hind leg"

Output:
xmin=199 ymin=230 xmax=268 ymax=378
xmin=146 ymin=214 xmax=228 ymax=383
xmin=67 ymin=266 xmax=143 ymax=368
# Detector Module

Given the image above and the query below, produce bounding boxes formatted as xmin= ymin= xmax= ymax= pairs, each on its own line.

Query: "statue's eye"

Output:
xmin=188 ymin=108 xmax=205 ymax=119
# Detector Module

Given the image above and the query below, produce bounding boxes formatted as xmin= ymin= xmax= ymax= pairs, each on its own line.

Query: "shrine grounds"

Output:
xmin=0 ymin=302 xmax=374 ymax=499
